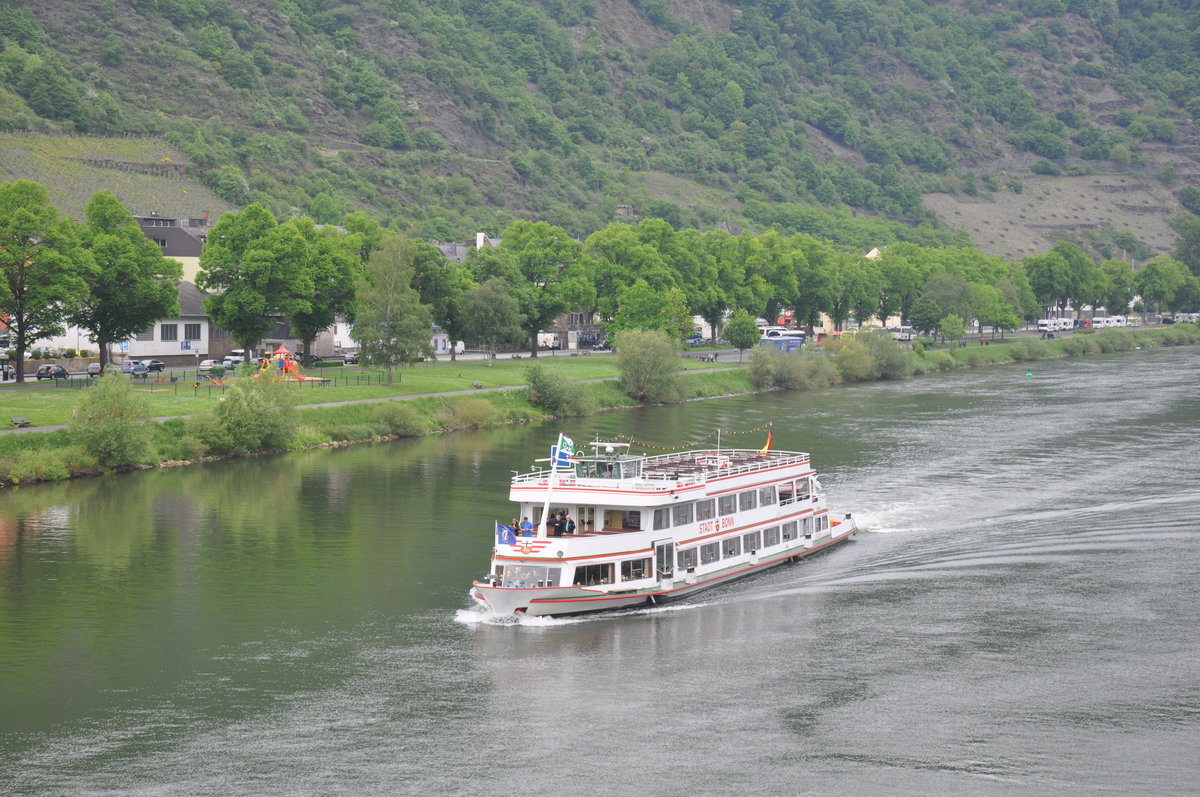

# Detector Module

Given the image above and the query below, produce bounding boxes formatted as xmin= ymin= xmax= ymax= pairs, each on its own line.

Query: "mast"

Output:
xmin=537 ymin=459 xmax=559 ymax=540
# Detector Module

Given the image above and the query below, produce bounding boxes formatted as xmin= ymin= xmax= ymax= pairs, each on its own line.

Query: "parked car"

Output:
xmin=686 ymin=334 xmax=705 ymax=346
xmin=198 ymin=359 xmax=219 ymax=372
xmin=144 ymin=359 xmax=165 ymax=372
xmin=35 ymin=364 xmax=69 ymax=380
xmin=342 ymin=352 xmax=359 ymax=365
xmin=87 ymin=362 xmax=103 ymax=377
xmin=120 ymin=361 xmax=149 ymax=375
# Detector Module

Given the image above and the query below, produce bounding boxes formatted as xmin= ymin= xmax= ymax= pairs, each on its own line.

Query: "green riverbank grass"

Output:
xmin=1 ymin=326 xmax=1195 ymax=486
xmin=0 ymin=356 xmax=738 ymax=429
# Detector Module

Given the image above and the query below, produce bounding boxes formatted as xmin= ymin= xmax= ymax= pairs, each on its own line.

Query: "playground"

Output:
xmin=258 ymin=346 xmax=331 ymax=384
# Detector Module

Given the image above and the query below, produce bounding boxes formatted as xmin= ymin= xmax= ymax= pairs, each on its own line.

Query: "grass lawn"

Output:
xmin=0 ymin=355 xmax=740 ymax=428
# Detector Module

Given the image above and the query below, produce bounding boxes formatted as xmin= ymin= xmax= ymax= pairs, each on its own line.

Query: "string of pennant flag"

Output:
xmin=605 ymin=421 xmax=774 ymax=452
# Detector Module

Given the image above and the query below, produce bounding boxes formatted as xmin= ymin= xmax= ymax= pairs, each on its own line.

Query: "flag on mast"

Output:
xmin=552 ymin=433 xmax=577 ymax=467
xmin=496 ymin=521 xmax=517 ymax=545
xmin=758 ymin=431 xmax=773 ymax=454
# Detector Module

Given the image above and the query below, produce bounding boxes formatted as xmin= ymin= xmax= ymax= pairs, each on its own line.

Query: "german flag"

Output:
xmin=758 ymin=431 xmax=773 ymax=454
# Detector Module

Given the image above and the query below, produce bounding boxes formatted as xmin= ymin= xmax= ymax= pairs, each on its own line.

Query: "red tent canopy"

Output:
xmin=273 ymin=345 xmax=291 ymax=355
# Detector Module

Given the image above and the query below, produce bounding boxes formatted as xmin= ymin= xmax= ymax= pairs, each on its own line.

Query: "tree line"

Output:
xmin=5 ymin=176 xmax=1200 ymax=384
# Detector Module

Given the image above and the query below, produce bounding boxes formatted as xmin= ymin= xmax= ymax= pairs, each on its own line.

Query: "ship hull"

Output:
xmin=471 ymin=518 xmax=856 ymax=618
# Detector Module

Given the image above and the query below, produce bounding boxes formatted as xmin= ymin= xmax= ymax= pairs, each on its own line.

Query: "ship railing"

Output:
xmin=512 ymin=449 xmax=810 ymax=489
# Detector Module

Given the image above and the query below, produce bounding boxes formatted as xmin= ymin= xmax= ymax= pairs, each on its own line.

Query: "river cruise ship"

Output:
xmin=469 ymin=433 xmax=857 ymax=618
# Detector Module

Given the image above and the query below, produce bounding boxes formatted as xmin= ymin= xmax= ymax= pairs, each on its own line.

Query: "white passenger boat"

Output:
xmin=469 ymin=432 xmax=857 ymax=618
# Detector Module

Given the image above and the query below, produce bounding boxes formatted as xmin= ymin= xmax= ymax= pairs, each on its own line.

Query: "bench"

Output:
xmin=10 ymin=417 xmax=30 ymax=428
xmin=471 ymin=381 xmax=484 ymax=389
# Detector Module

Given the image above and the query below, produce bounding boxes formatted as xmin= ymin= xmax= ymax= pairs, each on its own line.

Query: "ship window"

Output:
xmin=819 ymin=515 xmax=829 ymax=532
xmin=782 ymin=521 xmax=798 ymax=541
xmin=533 ymin=506 xmax=568 ymax=527
xmin=743 ymin=531 xmax=761 ymax=553
xmin=718 ymin=495 xmax=737 ymax=515
xmin=503 ymin=564 xmax=562 ymax=588
xmin=677 ymin=548 xmax=698 ymax=570
xmin=573 ymin=563 xmax=614 ymax=586
xmin=739 ymin=490 xmax=757 ymax=511
xmin=695 ymin=499 xmax=715 ymax=520
xmin=577 ymin=506 xmax=596 ymax=532
xmin=722 ymin=537 xmax=741 ymax=558
xmin=797 ymin=478 xmax=811 ymax=499
xmin=763 ymin=526 xmax=780 ymax=547
xmin=778 ymin=485 xmax=794 ymax=506
xmin=699 ymin=542 xmax=720 ymax=564
xmin=672 ymin=502 xmax=693 ymax=526
xmin=620 ymin=558 xmax=652 ymax=581
xmin=604 ymin=510 xmax=641 ymax=531
xmin=759 ymin=486 xmax=776 ymax=505
xmin=653 ymin=508 xmax=670 ymax=530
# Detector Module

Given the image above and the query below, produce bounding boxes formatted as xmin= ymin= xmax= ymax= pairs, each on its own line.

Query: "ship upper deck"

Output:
xmin=510 ymin=448 xmax=811 ymax=496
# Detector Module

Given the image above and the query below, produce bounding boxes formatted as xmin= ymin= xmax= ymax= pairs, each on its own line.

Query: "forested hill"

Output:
xmin=2 ymin=0 xmax=1199 ymax=259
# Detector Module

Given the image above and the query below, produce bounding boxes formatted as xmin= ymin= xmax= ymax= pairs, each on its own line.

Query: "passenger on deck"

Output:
xmin=564 ymin=513 xmax=576 ymax=535
xmin=521 ymin=516 xmax=533 ymax=536
xmin=552 ymin=512 xmax=565 ymax=536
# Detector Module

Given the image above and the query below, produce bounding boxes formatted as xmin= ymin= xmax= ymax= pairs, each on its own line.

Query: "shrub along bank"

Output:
xmin=1 ymin=325 xmax=1196 ymax=487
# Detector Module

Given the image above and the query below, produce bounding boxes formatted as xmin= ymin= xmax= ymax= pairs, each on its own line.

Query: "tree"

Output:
xmin=1169 ymin=212 xmax=1200 ymax=277
xmin=609 ymin=280 xmax=692 ymax=339
xmin=970 ymin=283 xmax=1019 ymax=337
xmin=197 ymin=204 xmax=314 ymax=358
xmin=1135 ymin=255 xmax=1190 ymax=316
xmin=921 ymin=272 xmax=973 ymax=324
xmin=494 ymin=220 xmax=593 ymax=357
xmin=1099 ymin=259 xmax=1135 ymax=315
xmin=409 ymin=242 xmax=474 ymax=361
xmin=940 ymin=313 xmax=967 ymax=342
xmin=724 ymin=308 xmax=761 ymax=361
xmin=72 ymin=191 xmax=182 ymax=369
xmin=0 ymin=180 xmax=90 ymax=382
xmin=1023 ymin=249 xmax=1072 ymax=315
xmin=909 ymin=295 xmax=943 ymax=336
xmin=281 ymin=218 xmax=360 ymax=366
xmin=875 ymin=250 xmax=922 ymax=324
xmin=459 ymin=277 xmax=525 ymax=366
xmin=351 ymin=234 xmax=433 ymax=385
xmin=584 ymin=222 xmax=676 ymax=322
xmin=614 ymin=328 xmax=683 ymax=403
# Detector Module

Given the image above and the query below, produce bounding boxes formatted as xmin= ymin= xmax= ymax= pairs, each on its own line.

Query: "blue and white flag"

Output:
xmin=552 ymin=433 xmax=576 ymax=467
xmin=496 ymin=521 xmax=517 ymax=545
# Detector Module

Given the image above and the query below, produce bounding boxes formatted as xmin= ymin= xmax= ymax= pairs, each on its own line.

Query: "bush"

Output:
xmin=1007 ymin=339 xmax=1049 ymax=361
xmin=187 ymin=375 xmax=296 ymax=455
xmin=453 ymin=398 xmax=499 ymax=429
xmin=615 ymin=329 xmax=683 ymax=403
xmin=827 ymin=331 xmax=914 ymax=382
xmin=376 ymin=401 xmax=426 ymax=436
xmin=749 ymin=347 xmax=841 ymax=390
xmin=4 ymin=448 xmax=71 ymax=483
xmin=1092 ymin=330 xmax=1134 ymax=353
xmin=70 ymin=371 xmax=154 ymax=468
xmin=525 ymin=364 xmax=591 ymax=416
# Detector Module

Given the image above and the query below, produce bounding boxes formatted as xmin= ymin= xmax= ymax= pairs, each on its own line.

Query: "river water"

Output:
xmin=1 ymin=347 xmax=1198 ymax=795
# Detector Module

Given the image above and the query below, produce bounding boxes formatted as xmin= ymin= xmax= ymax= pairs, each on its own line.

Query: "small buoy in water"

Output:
xmin=1026 ymin=369 xmax=1033 ymax=377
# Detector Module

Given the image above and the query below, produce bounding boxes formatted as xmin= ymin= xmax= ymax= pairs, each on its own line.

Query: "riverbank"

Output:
xmin=1 ymin=325 xmax=1196 ymax=488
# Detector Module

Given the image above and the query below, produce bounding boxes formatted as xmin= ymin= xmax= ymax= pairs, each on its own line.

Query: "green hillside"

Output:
xmin=0 ymin=134 xmax=231 ymax=218
xmin=1 ymin=0 xmax=1198 ymax=258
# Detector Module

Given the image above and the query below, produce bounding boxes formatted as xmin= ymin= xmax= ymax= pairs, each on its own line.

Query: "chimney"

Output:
xmin=476 ymin=232 xmax=486 ymax=249
xmin=203 ymin=210 xmax=210 ymax=224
